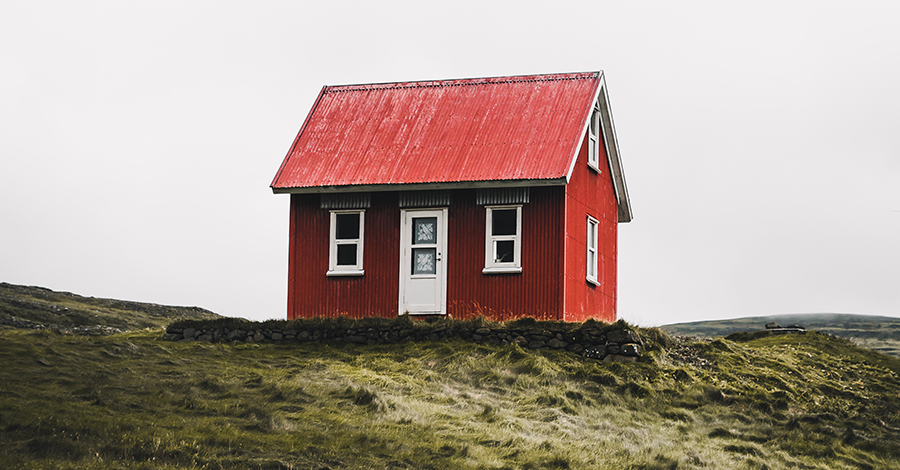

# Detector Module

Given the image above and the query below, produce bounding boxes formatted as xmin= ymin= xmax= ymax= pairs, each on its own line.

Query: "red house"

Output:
xmin=271 ymin=71 xmax=632 ymax=323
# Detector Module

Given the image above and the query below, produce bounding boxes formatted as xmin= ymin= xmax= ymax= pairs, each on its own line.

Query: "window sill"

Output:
xmin=586 ymin=277 xmax=601 ymax=287
xmin=326 ymin=269 xmax=365 ymax=277
xmin=482 ymin=266 xmax=522 ymax=274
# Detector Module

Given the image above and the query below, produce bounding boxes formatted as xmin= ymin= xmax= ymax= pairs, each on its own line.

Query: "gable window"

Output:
xmin=586 ymin=216 xmax=600 ymax=285
xmin=327 ymin=210 xmax=364 ymax=276
xmin=483 ymin=205 xmax=522 ymax=274
xmin=588 ymin=103 xmax=601 ymax=172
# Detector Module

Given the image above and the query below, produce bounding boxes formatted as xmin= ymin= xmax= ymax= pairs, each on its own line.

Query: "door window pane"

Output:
xmin=491 ymin=209 xmax=517 ymax=236
xmin=335 ymin=213 xmax=360 ymax=240
xmin=412 ymin=248 xmax=436 ymax=274
xmin=413 ymin=217 xmax=437 ymax=244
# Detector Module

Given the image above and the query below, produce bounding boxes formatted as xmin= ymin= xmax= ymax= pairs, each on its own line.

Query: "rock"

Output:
xmin=197 ymin=334 xmax=213 ymax=342
xmin=548 ymin=338 xmax=568 ymax=349
xmin=621 ymin=343 xmax=641 ymax=356
xmin=271 ymin=332 xmax=284 ymax=341
xmin=583 ymin=345 xmax=606 ymax=359
xmin=607 ymin=344 xmax=620 ymax=355
xmin=182 ymin=328 xmax=196 ymax=340
xmin=253 ymin=332 xmax=264 ymax=342
xmin=527 ymin=340 xmax=546 ymax=349
xmin=226 ymin=330 xmax=246 ymax=341
xmin=567 ymin=343 xmax=584 ymax=353
xmin=475 ymin=328 xmax=492 ymax=335
xmin=606 ymin=329 xmax=640 ymax=344
xmin=512 ymin=336 xmax=528 ymax=346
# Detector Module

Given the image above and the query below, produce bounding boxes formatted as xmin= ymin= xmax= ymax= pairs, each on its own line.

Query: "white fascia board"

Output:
xmin=596 ymin=75 xmax=632 ymax=223
xmin=561 ymin=72 xmax=632 ymax=223
xmin=565 ymin=72 xmax=606 ymax=184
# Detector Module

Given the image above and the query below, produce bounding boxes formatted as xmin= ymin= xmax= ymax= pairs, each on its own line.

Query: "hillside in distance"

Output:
xmin=661 ymin=313 xmax=900 ymax=357
xmin=0 ymin=282 xmax=220 ymax=333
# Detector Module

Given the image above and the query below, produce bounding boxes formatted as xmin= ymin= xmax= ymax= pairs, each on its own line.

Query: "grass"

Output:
xmin=0 ymin=282 xmax=219 ymax=331
xmin=2 ymin=325 xmax=899 ymax=469
xmin=661 ymin=313 xmax=900 ymax=358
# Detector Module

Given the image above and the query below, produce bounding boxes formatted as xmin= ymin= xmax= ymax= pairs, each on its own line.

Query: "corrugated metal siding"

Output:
xmin=288 ymin=193 xmax=400 ymax=319
xmin=288 ymin=186 xmax=570 ymax=321
xmin=320 ymin=193 xmax=371 ymax=209
xmin=447 ymin=188 xmax=564 ymax=321
xmin=272 ymin=73 xmax=600 ymax=190
xmin=476 ymin=187 xmax=530 ymax=205
xmin=398 ymin=190 xmax=451 ymax=208
xmin=562 ymin=131 xmax=619 ymax=322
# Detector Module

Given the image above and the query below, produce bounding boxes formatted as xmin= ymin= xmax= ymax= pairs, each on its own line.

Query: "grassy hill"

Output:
xmin=661 ymin=313 xmax=900 ymax=358
xmin=2 ymin=285 xmax=899 ymax=469
xmin=0 ymin=282 xmax=220 ymax=333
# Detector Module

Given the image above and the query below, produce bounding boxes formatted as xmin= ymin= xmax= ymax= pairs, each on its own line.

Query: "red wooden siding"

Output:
xmin=287 ymin=193 xmax=400 ymax=319
xmin=446 ymin=188 xmax=564 ymax=321
xmin=562 ymin=131 xmax=619 ymax=322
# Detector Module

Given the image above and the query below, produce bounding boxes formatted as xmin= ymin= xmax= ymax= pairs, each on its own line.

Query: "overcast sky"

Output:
xmin=2 ymin=1 xmax=898 ymax=326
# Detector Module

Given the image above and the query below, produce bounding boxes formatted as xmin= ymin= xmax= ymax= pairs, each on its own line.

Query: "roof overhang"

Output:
xmin=565 ymin=72 xmax=632 ymax=223
xmin=271 ymin=177 xmax=569 ymax=194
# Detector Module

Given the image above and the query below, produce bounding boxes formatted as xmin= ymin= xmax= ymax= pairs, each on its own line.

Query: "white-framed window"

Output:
xmin=483 ymin=205 xmax=522 ymax=274
xmin=327 ymin=210 xmax=364 ymax=276
xmin=586 ymin=216 xmax=600 ymax=285
xmin=587 ymin=103 xmax=601 ymax=172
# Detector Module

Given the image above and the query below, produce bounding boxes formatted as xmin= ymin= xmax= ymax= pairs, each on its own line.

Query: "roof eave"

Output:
xmin=566 ymin=72 xmax=632 ymax=223
xmin=271 ymin=177 xmax=569 ymax=195
xmin=597 ymin=76 xmax=633 ymax=223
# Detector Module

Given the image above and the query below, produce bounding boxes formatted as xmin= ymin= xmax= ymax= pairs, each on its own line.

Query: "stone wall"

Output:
xmin=164 ymin=319 xmax=645 ymax=362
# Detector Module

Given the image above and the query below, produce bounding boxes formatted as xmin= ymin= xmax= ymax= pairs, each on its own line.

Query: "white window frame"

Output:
xmin=587 ymin=103 xmax=601 ymax=172
xmin=586 ymin=215 xmax=600 ymax=285
xmin=327 ymin=210 xmax=365 ymax=276
xmin=483 ymin=205 xmax=522 ymax=274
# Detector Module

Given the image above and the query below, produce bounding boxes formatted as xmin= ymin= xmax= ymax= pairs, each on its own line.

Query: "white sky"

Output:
xmin=2 ymin=1 xmax=898 ymax=326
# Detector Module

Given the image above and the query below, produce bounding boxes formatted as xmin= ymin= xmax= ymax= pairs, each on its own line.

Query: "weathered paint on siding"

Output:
xmin=446 ymin=188 xmax=564 ymax=321
xmin=562 ymin=131 xmax=619 ymax=322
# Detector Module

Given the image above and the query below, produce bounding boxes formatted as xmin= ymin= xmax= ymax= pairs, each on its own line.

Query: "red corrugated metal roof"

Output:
xmin=271 ymin=72 xmax=603 ymax=192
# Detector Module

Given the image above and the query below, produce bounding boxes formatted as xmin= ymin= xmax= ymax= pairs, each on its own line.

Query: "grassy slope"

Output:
xmin=2 ymin=327 xmax=899 ymax=469
xmin=0 ymin=282 xmax=220 ymax=331
xmin=661 ymin=314 xmax=900 ymax=358
xmin=2 ymin=285 xmax=899 ymax=469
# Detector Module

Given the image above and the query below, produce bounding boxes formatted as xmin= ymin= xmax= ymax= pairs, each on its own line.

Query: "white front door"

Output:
xmin=399 ymin=209 xmax=448 ymax=315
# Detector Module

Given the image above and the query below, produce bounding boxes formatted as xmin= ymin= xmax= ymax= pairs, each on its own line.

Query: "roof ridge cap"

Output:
xmin=324 ymin=72 xmax=600 ymax=93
